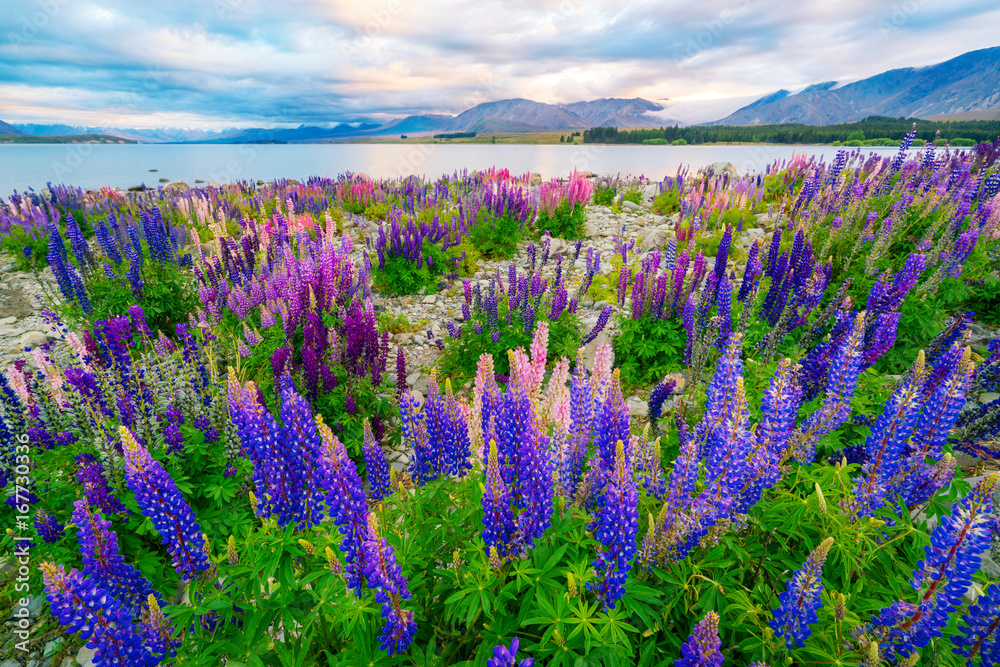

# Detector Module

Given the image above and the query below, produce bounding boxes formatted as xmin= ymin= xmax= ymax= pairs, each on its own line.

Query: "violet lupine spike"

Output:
xmin=40 ymin=562 xmax=158 ymax=667
xmin=675 ymin=611 xmax=724 ymax=667
xmin=869 ymin=474 xmax=998 ymax=662
xmin=648 ymin=376 xmax=677 ymax=428
xmin=513 ymin=429 xmax=554 ymax=555
xmin=769 ymin=537 xmax=834 ymax=648
xmin=120 ymin=426 xmax=208 ymax=580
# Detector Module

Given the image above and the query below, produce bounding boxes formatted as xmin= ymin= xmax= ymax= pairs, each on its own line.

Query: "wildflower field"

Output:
xmin=2 ymin=131 xmax=1000 ymax=667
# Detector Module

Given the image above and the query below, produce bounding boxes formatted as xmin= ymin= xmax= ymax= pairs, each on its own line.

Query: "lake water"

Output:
xmin=0 ymin=143 xmax=908 ymax=194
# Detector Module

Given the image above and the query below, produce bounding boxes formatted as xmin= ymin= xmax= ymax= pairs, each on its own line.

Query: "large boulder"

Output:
xmin=163 ymin=181 xmax=190 ymax=192
xmin=639 ymin=227 xmax=668 ymax=249
xmin=698 ymin=162 xmax=737 ymax=179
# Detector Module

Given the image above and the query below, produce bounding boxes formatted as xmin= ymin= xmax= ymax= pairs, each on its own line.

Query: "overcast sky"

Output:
xmin=1 ymin=0 xmax=998 ymax=128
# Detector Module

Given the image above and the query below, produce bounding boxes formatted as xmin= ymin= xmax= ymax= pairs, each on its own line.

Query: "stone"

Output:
xmin=698 ymin=161 xmax=738 ymax=179
xmin=75 ymin=647 xmax=96 ymax=667
xmin=163 ymin=181 xmax=190 ymax=191
xmin=409 ymin=390 xmax=425 ymax=410
xmin=421 ymin=295 xmax=437 ymax=304
xmin=406 ymin=372 xmax=421 ymax=386
xmin=743 ymin=227 xmax=766 ymax=240
xmin=529 ymin=173 xmax=543 ymax=187
xmin=627 ymin=398 xmax=648 ymax=418
xmin=0 ymin=326 xmax=26 ymax=337
xmin=981 ymin=392 xmax=1000 ymax=405
xmin=639 ymin=228 xmax=667 ymax=249
xmin=621 ymin=200 xmax=640 ymax=212
xmin=0 ymin=316 xmax=16 ymax=325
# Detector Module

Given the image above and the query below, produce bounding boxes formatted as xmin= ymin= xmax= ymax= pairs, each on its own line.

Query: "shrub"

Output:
xmin=652 ymin=189 xmax=681 ymax=215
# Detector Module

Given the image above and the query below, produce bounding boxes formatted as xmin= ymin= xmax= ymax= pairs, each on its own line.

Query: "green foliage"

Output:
xmin=469 ymin=209 xmax=527 ymax=260
xmin=536 ymin=200 xmax=587 ymax=240
xmin=60 ymin=261 xmax=197 ymax=335
xmin=1 ymin=227 xmax=51 ymax=269
xmin=621 ymin=189 xmax=643 ymax=205
xmin=652 ymin=189 xmax=680 ymax=216
xmin=363 ymin=202 xmax=391 ymax=221
xmin=613 ymin=316 xmax=686 ymax=390
xmin=376 ymin=311 xmax=427 ymax=335
xmin=440 ymin=310 xmax=581 ymax=383
xmin=447 ymin=238 xmax=481 ymax=277
xmin=373 ymin=250 xmax=446 ymax=296
xmin=846 ymin=130 xmax=865 ymax=142
xmin=592 ymin=185 xmax=616 ymax=207
xmin=671 ymin=138 xmax=688 ymax=145
xmin=642 ymin=138 xmax=668 ymax=145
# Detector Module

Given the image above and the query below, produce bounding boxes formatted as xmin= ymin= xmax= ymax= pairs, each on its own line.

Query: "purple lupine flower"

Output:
xmin=513 ymin=429 xmax=554 ymax=555
xmin=770 ymin=537 xmax=834 ymax=648
xmin=587 ymin=440 xmax=638 ymax=611
xmin=363 ymin=418 xmax=391 ymax=502
xmin=869 ymin=474 xmax=998 ymax=661
xmin=72 ymin=498 xmax=157 ymax=618
xmin=269 ymin=376 xmax=328 ymax=528
xmin=487 ymin=636 xmax=533 ymax=667
xmin=954 ymin=581 xmax=1000 ymax=666
xmin=676 ymin=611 xmax=724 ymax=667
xmin=120 ymin=426 xmax=209 ymax=580
xmin=35 ymin=508 xmax=64 ymax=543
xmin=40 ymin=562 xmax=158 ymax=667
xmin=363 ymin=519 xmax=417 ymax=656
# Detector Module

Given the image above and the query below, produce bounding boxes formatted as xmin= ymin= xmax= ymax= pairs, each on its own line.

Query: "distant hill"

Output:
xmin=561 ymin=98 xmax=674 ymax=128
xmin=0 ymin=133 xmax=136 ymax=144
xmin=711 ymin=46 xmax=1000 ymax=125
xmin=0 ymin=119 xmax=25 ymax=135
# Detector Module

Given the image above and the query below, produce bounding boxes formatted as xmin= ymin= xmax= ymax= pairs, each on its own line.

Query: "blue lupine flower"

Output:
xmin=482 ymin=440 xmax=515 ymax=559
xmin=363 ymin=518 xmax=417 ymax=657
xmin=34 ymin=508 xmax=64 ymax=543
xmin=72 ymin=498 xmax=158 ymax=618
xmin=40 ymin=562 xmax=158 ymax=667
xmin=647 ymin=375 xmax=677 ymax=427
xmin=869 ymin=474 xmax=998 ymax=661
xmin=121 ymin=426 xmax=209 ymax=580
xmin=363 ymin=418 xmax=391 ymax=502
xmin=954 ymin=581 xmax=1000 ymax=666
xmin=676 ymin=611 xmax=724 ymax=667
xmin=487 ymin=636 xmax=533 ymax=667
xmin=588 ymin=440 xmax=638 ymax=611
xmin=770 ymin=537 xmax=834 ymax=648
xmin=316 ymin=414 xmax=371 ymax=595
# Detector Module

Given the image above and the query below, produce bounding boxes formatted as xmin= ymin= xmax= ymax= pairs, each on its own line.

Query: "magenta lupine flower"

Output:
xmin=487 ymin=636 xmax=533 ymax=667
xmin=120 ymin=426 xmax=209 ymax=580
xmin=676 ymin=611 xmax=724 ymax=667
xmin=363 ymin=518 xmax=417 ymax=656
xmin=870 ymin=474 xmax=998 ymax=661
xmin=72 ymin=498 xmax=158 ymax=618
xmin=588 ymin=440 xmax=638 ymax=611
xmin=770 ymin=537 xmax=834 ymax=648
xmin=363 ymin=418 xmax=391 ymax=502
xmin=40 ymin=562 xmax=158 ymax=667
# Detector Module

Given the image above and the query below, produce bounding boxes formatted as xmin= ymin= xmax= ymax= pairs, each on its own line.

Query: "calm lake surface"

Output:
xmin=0 ymin=143 xmax=908 ymax=194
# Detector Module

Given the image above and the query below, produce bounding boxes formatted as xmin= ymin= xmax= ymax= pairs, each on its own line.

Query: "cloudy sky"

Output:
xmin=1 ymin=0 xmax=998 ymax=129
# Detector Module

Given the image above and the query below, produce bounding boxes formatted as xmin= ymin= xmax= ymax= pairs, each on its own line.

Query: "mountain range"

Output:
xmin=711 ymin=46 xmax=1000 ymax=125
xmin=5 ymin=97 xmax=672 ymax=143
xmin=4 ymin=46 xmax=1000 ymax=141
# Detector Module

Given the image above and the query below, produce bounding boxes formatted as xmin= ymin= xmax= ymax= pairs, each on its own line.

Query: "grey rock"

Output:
xmin=639 ymin=228 xmax=667 ymax=249
xmin=0 ymin=316 xmax=16 ymax=325
xmin=406 ymin=372 xmax=421 ymax=386
xmin=627 ymin=398 xmax=648 ymax=418
xmin=743 ymin=227 xmax=766 ymax=240
xmin=421 ymin=295 xmax=437 ymax=304
xmin=409 ymin=390 xmax=425 ymax=410
xmin=28 ymin=594 xmax=45 ymax=617
xmin=621 ymin=200 xmax=640 ymax=212
xmin=698 ymin=162 xmax=738 ymax=179
xmin=0 ymin=326 xmax=27 ymax=337
xmin=981 ymin=392 xmax=1000 ymax=405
